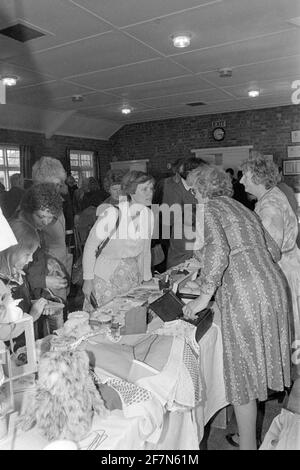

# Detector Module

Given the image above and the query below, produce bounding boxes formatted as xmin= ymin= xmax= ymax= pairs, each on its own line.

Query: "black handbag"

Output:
xmin=148 ymin=290 xmax=214 ymax=342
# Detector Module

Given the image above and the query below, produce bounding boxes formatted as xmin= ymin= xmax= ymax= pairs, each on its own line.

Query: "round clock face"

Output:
xmin=213 ymin=127 xmax=225 ymax=141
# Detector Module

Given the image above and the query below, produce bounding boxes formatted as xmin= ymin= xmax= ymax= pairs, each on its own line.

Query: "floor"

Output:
xmin=200 ymin=397 xmax=284 ymax=450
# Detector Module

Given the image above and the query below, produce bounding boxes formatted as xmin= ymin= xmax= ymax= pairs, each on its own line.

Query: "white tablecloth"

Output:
xmin=0 ymin=324 xmax=227 ymax=450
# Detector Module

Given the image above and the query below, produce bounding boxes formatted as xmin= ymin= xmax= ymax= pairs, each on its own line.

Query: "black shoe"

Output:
xmin=225 ymin=433 xmax=262 ymax=449
xmin=226 ymin=433 xmax=239 ymax=448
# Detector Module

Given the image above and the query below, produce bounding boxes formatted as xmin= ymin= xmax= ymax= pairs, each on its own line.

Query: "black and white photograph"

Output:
xmin=0 ymin=0 xmax=299 ymax=452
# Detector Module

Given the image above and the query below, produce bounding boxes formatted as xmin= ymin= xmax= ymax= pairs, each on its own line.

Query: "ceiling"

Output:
xmin=0 ymin=0 xmax=299 ymax=140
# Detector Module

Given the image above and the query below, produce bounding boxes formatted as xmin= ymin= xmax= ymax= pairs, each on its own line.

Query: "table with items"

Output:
xmin=0 ymin=258 xmax=228 ymax=450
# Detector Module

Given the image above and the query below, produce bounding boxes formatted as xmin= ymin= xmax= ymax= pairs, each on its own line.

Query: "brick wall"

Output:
xmin=0 ymin=128 xmax=112 ymax=183
xmin=110 ymin=104 xmax=300 ymax=180
xmin=1 ymin=104 xmax=300 ymax=187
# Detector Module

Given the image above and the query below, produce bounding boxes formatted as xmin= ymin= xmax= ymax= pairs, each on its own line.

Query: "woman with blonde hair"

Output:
xmin=82 ymin=171 xmax=154 ymax=309
xmin=240 ymin=153 xmax=300 ymax=345
xmin=183 ymin=165 xmax=291 ymax=450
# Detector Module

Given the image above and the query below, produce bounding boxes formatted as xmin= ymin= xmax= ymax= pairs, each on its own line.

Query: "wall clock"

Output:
xmin=212 ymin=127 xmax=225 ymax=141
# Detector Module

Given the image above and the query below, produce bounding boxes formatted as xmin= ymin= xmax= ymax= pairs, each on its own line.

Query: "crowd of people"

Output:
xmin=0 ymin=151 xmax=299 ymax=450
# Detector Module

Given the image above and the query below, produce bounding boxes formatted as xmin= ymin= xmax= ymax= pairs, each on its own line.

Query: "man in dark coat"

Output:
xmin=162 ymin=157 xmax=206 ymax=268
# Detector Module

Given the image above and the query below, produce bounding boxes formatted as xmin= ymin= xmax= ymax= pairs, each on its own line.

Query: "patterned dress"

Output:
xmin=255 ymin=187 xmax=300 ymax=343
xmin=195 ymin=196 xmax=291 ymax=406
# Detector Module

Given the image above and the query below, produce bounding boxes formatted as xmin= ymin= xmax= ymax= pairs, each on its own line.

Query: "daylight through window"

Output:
xmin=70 ymin=150 xmax=95 ymax=182
xmin=0 ymin=145 xmax=20 ymax=189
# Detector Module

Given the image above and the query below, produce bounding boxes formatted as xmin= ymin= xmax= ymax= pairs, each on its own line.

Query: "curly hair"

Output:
xmin=121 ymin=170 xmax=155 ymax=196
xmin=240 ymin=153 xmax=278 ymax=189
xmin=20 ymin=183 xmax=62 ymax=218
xmin=188 ymin=165 xmax=233 ymax=199
xmin=103 ymin=170 xmax=125 ymax=193
xmin=32 ymin=157 xmax=66 ymax=184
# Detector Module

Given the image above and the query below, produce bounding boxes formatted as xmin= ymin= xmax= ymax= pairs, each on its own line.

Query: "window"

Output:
xmin=70 ymin=150 xmax=95 ymax=182
xmin=0 ymin=145 xmax=21 ymax=189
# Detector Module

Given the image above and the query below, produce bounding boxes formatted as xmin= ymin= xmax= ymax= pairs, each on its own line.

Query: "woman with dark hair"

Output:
xmin=82 ymin=171 xmax=154 ymax=308
xmin=182 ymin=165 xmax=291 ymax=450
xmin=16 ymin=183 xmax=67 ymax=297
xmin=18 ymin=182 xmax=62 ymax=230
xmin=241 ymin=154 xmax=300 ymax=344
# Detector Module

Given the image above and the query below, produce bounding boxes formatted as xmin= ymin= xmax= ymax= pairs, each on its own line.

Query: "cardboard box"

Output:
xmin=120 ymin=306 xmax=147 ymax=335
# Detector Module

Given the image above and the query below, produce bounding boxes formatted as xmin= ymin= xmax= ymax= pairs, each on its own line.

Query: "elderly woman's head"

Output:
xmin=187 ymin=165 xmax=233 ymax=201
xmin=32 ymin=157 xmax=67 ymax=194
xmin=0 ymin=219 xmax=40 ymax=271
xmin=122 ymin=171 xmax=154 ymax=206
xmin=20 ymin=183 xmax=63 ymax=230
xmin=240 ymin=153 xmax=279 ymax=195
xmin=103 ymin=170 xmax=124 ymax=202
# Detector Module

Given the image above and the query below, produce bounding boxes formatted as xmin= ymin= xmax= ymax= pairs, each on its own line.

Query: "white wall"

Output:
xmin=191 ymin=145 xmax=253 ymax=174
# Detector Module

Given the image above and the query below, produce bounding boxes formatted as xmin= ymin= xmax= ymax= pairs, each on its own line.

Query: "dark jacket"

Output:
xmin=2 ymin=186 xmax=25 ymax=220
xmin=162 ymin=174 xmax=197 ymax=268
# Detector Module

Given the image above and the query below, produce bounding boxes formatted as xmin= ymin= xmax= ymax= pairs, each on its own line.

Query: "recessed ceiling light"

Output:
xmin=171 ymin=33 xmax=192 ymax=48
xmin=1 ymin=76 xmax=19 ymax=86
xmin=219 ymin=68 xmax=233 ymax=78
xmin=248 ymin=89 xmax=260 ymax=98
xmin=72 ymin=94 xmax=84 ymax=102
xmin=121 ymin=105 xmax=132 ymax=115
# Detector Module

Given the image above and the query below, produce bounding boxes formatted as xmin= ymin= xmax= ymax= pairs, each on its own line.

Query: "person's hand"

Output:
xmin=30 ymin=298 xmax=48 ymax=321
xmin=46 ymin=275 xmax=68 ymax=290
xmin=182 ymin=294 xmax=210 ymax=321
xmin=82 ymin=279 xmax=93 ymax=300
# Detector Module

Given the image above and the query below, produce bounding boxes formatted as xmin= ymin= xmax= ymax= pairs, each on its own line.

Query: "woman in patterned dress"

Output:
xmin=183 ymin=165 xmax=291 ymax=450
xmin=240 ymin=154 xmax=300 ymax=345
xmin=82 ymin=171 xmax=154 ymax=309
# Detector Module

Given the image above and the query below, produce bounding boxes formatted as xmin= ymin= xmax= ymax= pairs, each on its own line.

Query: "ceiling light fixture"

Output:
xmin=219 ymin=68 xmax=233 ymax=78
xmin=1 ymin=75 xmax=19 ymax=86
xmin=171 ymin=33 xmax=192 ymax=48
xmin=72 ymin=94 xmax=84 ymax=102
xmin=121 ymin=105 xmax=132 ymax=115
xmin=248 ymin=89 xmax=260 ymax=98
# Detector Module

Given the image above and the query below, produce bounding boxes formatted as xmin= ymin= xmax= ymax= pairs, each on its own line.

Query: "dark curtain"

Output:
xmin=65 ymin=147 xmax=71 ymax=176
xmin=20 ymin=145 xmax=34 ymax=179
xmin=93 ymin=151 xmax=100 ymax=183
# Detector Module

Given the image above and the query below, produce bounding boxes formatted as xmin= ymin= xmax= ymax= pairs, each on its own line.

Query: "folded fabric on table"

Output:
xmin=86 ymin=324 xmax=202 ymax=412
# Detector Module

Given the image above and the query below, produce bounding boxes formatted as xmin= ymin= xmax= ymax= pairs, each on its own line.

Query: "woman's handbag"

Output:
xmin=71 ymin=207 xmax=120 ymax=285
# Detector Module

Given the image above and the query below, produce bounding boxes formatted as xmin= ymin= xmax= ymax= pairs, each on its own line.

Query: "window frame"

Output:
xmin=0 ymin=144 xmax=21 ymax=189
xmin=69 ymin=150 xmax=95 ymax=182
